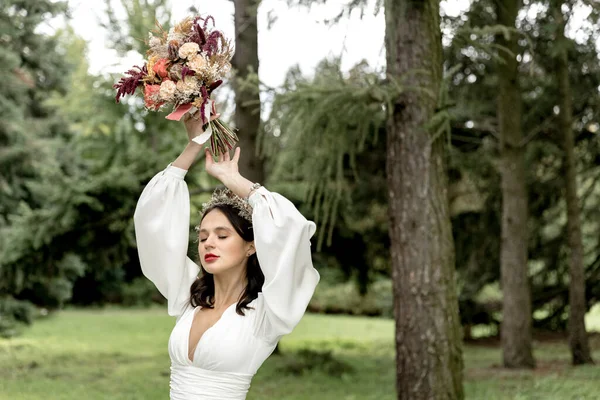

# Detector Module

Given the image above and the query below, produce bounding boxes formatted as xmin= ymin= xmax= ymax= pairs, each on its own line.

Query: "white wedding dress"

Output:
xmin=133 ymin=164 xmax=320 ymax=400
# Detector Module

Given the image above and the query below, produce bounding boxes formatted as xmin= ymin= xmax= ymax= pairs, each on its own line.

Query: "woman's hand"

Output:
xmin=183 ymin=110 xmax=220 ymax=142
xmin=205 ymin=147 xmax=256 ymax=199
xmin=205 ymin=147 xmax=241 ymax=184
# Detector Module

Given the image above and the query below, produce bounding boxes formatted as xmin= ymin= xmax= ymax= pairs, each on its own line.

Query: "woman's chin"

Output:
xmin=203 ymin=261 xmax=227 ymax=275
xmin=202 ymin=261 xmax=245 ymax=276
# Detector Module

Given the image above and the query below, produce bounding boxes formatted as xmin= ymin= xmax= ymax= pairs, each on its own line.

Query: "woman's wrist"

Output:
xmin=220 ymin=173 xmax=254 ymax=199
xmin=219 ymin=172 xmax=243 ymax=189
xmin=172 ymin=142 xmax=203 ymax=170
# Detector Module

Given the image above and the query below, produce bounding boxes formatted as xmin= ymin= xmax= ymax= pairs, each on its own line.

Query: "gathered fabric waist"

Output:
xmin=170 ymin=364 xmax=253 ymax=400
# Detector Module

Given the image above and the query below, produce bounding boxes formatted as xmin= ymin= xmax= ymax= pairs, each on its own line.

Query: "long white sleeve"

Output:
xmin=133 ymin=165 xmax=199 ymax=317
xmin=249 ymin=187 xmax=320 ymax=341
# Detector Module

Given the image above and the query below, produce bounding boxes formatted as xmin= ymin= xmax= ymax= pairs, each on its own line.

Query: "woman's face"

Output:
xmin=198 ymin=209 xmax=254 ymax=275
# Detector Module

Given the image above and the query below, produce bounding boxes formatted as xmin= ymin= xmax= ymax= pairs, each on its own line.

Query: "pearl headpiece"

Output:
xmin=198 ymin=188 xmax=254 ymax=224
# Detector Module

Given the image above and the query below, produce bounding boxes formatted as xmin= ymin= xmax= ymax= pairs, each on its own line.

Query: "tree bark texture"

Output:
xmin=232 ymin=0 xmax=264 ymax=183
xmin=385 ymin=1 xmax=464 ymax=399
xmin=495 ymin=0 xmax=535 ymax=369
xmin=555 ymin=7 xmax=594 ymax=366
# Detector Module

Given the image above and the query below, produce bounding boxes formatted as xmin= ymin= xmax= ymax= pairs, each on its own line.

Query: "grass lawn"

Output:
xmin=1 ymin=307 xmax=600 ymax=400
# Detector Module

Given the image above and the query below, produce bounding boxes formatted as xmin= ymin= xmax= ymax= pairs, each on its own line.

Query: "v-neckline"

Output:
xmin=187 ymin=303 xmax=236 ymax=363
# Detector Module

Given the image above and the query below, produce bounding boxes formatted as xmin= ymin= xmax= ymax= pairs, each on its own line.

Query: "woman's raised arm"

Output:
xmin=204 ymin=148 xmax=320 ymax=341
xmin=134 ymin=115 xmax=211 ymax=317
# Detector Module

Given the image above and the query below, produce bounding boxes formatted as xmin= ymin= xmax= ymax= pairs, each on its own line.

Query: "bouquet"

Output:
xmin=113 ymin=15 xmax=237 ymax=155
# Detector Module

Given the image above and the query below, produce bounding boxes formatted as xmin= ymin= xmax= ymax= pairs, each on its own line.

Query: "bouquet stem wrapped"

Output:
xmin=113 ymin=15 xmax=237 ymax=154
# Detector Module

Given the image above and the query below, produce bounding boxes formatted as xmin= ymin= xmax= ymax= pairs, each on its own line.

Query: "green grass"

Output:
xmin=1 ymin=308 xmax=599 ymax=399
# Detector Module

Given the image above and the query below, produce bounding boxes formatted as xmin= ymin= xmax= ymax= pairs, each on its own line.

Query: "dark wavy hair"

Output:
xmin=190 ymin=204 xmax=264 ymax=316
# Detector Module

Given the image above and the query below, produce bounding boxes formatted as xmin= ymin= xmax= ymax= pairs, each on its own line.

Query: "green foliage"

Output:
xmin=263 ymin=59 xmax=388 ymax=250
xmin=272 ymin=0 xmax=600 ymax=332
xmin=0 ymin=0 xmax=194 ymax=336
xmin=120 ymin=277 xmax=165 ymax=307
xmin=0 ymin=297 xmax=37 ymax=338
xmin=278 ymin=349 xmax=354 ymax=377
xmin=0 ymin=0 xmax=79 ymax=335
xmin=100 ymin=0 xmax=172 ymax=56
xmin=444 ymin=0 xmax=600 ymax=329
xmin=310 ymin=279 xmax=393 ymax=318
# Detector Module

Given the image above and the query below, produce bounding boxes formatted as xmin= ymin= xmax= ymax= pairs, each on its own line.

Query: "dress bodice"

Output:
xmin=167 ymin=298 xmax=277 ymax=399
xmin=168 ymin=298 xmax=276 ymax=373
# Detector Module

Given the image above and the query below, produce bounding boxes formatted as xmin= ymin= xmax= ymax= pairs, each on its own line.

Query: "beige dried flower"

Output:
xmin=178 ymin=42 xmax=200 ymax=59
xmin=148 ymin=36 xmax=162 ymax=48
xmin=159 ymin=80 xmax=177 ymax=101
xmin=188 ymin=54 xmax=208 ymax=72
xmin=176 ymin=76 xmax=200 ymax=95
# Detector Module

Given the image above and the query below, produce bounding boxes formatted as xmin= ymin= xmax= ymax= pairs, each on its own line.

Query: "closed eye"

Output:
xmin=199 ymin=236 xmax=227 ymax=242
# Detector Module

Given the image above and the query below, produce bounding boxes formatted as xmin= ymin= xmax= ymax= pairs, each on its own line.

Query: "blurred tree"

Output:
xmin=0 ymin=0 xmax=188 ymax=328
xmin=551 ymin=0 xmax=594 ymax=365
xmin=0 ymin=0 xmax=81 ymax=335
xmin=445 ymin=0 xmax=600 ymax=333
xmin=494 ymin=0 xmax=536 ymax=369
xmin=232 ymin=0 xmax=265 ymax=183
xmin=0 ymin=24 xmax=161 ymax=309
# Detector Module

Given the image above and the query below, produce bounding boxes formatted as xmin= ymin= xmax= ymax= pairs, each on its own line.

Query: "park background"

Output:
xmin=1 ymin=0 xmax=600 ymax=399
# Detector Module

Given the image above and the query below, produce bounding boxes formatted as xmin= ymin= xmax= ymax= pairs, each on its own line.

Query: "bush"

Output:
xmin=120 ymin=277 xmax=165 ymax=307
xmin=0 ymin=297 xmax=37 ymax=338
xmin=309 ymin=279 xmax=393 ymax=318
xmin=279 ymin=349 xmax=354 ymax=377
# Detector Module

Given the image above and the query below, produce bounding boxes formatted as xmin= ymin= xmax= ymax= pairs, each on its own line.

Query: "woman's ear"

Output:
xmin=247 ymin=242 xmax=256 ymax=257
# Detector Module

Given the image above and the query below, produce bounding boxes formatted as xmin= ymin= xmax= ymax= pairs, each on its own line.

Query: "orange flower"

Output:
xmin=152 ymin=58 xmax=170 ymax=79
xmin=144 ymin=84 xmax=164 ymax=110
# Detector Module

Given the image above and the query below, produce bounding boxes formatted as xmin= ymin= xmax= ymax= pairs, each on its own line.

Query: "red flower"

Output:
xmin=113 ymin=64 xmax=148 ymax=103
xmin=153 ymin=58 xmax=170 ymax=79
xmin=144 ymin=84 xmax=164 ymax=110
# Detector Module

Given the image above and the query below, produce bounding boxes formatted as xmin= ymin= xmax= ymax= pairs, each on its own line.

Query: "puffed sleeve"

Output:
xmin=249 ymin=187 xmax=320 ymax=342
xmin=133 ymin=164 xmax=199 ymax=317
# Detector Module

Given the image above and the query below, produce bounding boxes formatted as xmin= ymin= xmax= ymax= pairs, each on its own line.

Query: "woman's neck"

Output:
xmin=212 ymin=268 xmax=247 ymax=309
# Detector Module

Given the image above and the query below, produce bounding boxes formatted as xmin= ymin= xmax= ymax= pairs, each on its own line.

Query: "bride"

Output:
xmin=133 ymin=111 xmax=320 ymax=399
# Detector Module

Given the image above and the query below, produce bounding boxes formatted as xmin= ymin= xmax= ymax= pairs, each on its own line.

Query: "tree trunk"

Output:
xmin=554 ymin=7 xmax=594 ymax=366
xmin=232 ymin=0 xmax=265 ymax=184
xmin=385 ymin=1 xmax=464 ymax=399
xmin=495 ymin=0 xmax=535 ymax=369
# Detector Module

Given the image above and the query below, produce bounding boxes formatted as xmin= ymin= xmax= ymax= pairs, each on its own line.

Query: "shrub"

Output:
xmin=0 ymin=297 xmax=37 ymax=338
xmin=280 ymin=349 xmax=354 ymax=377
xmin=309 ymin=278 xmax=393 ymax=318
xmin=120 ymin=277 xmax=165 ymax=307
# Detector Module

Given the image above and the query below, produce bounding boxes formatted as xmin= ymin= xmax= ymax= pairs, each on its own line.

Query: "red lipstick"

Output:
xmin=204 ymin=253 xmax=219 ymax=262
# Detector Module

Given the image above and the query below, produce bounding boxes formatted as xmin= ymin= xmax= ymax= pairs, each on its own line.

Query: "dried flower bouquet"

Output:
xmin=114 ymin=15 xmax=237 ymax=154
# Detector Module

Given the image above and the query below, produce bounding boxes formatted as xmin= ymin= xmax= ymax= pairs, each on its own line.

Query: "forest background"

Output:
xmin=1 ymin=0 xmax=600 ymax=399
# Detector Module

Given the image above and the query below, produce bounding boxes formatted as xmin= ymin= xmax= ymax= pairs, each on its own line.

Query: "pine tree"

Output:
xmin=494 ymin=0 xmax=536 ymax=369
xmin=0 ymin=0 xmax=76 ymax=336
xmin=552 ymin=0 xmax=594 ymax=366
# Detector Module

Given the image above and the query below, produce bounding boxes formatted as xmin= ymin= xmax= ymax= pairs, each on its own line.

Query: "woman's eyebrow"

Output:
xmin=198 ymin=226 xmax=233 ymax=234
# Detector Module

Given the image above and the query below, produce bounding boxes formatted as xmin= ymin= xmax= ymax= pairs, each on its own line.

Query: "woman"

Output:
xmin=133 ymin=112 xmax=320 ymax=400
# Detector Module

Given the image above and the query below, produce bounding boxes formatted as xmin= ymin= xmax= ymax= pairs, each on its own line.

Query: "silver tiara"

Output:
xmin=198 ymin=188 xmax=254 ymax=224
